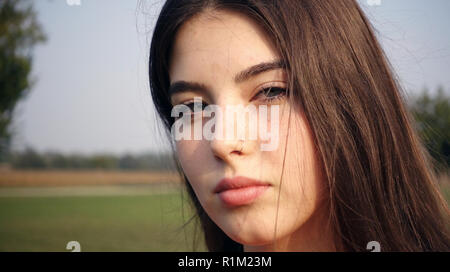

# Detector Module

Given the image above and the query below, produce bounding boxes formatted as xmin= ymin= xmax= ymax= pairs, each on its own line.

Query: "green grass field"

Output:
xmin=0 ymin=174 xmax=448 ymax=252
xmin=0 ymin=191 xmax=207 ymax=252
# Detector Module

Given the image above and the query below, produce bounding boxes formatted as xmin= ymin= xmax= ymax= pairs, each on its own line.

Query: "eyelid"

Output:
xmin=253 ymin=81 xmax=286 ymax=92
xmin=182 ymin=99 xmax=196 ymax=105
xmin=251 ymin=82 xmax=287 ymax=99
xmin=171 ymin=96 xmax=207 ymax=107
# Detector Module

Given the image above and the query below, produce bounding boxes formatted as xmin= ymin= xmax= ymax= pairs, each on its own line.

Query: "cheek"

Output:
xmin=175 ymin=139 xmax=220 ymax=222
xmin=271 ymin=109 xmax=328 ymax=231
xmin=175 ymin=139 xmax=214 ymax=201
xmin=175 ymin=140 xmax=203 ymax=177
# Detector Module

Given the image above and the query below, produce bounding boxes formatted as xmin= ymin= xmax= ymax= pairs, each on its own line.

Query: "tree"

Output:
xmin=409 ymin=86 xmax=450 ymax=171
xmin=0 ymin=0 xmax=46 ymax=161
xmin=118 ymin=154 xmax=140 ymax=170
xmin=11 ymin=146 xmax=46 ymax=169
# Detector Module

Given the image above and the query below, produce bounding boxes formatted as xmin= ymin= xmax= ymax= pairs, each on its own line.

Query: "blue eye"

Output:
xmin=255 ymin=87 xmax=287 ymax=102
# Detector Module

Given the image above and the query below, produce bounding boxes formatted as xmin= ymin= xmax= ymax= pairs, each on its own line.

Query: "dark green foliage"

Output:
xmin=409 ymin=86 xmax=450 ymax=171
xmin=0 ymin=0 xmax=46 ymax=161
xmin=10 ymin=146 xmax=177 ymax=171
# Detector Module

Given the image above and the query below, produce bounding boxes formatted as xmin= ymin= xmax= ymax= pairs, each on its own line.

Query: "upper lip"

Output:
xmin=214 ymin=176 xmax=271 ymax=194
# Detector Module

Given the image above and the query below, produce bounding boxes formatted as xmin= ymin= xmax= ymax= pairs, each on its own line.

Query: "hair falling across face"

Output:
xmin=149 ymin=0 xmax=450 ymax=252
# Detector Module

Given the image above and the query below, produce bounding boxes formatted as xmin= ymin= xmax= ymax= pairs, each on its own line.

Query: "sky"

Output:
xmin=10 ymin=0 xmax=450 ymax=155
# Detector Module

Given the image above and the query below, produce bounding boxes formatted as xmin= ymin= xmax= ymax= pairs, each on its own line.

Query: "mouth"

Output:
xmin=214 ymin=176 xmax=271 ymax=207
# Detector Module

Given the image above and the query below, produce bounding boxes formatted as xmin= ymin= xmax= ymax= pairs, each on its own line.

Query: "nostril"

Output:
xmin=210 ymin=138 xmax=246 ymax=162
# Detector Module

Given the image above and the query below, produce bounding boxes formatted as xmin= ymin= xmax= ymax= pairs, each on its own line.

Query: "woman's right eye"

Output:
xmin=183 ymin=101 xmax=208 ymax=112
xmin=172 ymin=100 xmax=208 ymax=120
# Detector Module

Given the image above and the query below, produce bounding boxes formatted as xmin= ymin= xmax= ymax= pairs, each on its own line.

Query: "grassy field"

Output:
xmin=0 ymin=192 xmax=207 ymax=252
xmin=0 ymin=170 xmax=448 ymax=252
xmin=0 ymin=170 xmax=206 ymax=252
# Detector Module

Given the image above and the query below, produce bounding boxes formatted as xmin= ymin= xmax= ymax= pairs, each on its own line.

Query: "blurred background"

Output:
xmin=0 ymin=0 xmax=448 ymax=251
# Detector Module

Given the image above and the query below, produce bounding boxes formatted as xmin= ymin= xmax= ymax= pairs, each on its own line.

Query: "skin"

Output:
xmin=169 ymin=9 xmax=336 ymax=251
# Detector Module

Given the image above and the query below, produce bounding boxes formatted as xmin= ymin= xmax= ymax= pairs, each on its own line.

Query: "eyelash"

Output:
xmin=254 ymin=86 xmax=287 ymax=103
xmin=179 ymin=86 xmax=287 ymax=111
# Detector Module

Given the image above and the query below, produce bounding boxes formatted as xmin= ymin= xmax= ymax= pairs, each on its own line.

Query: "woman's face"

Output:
xmin=169 ymin=10 xmax=332 ymax=251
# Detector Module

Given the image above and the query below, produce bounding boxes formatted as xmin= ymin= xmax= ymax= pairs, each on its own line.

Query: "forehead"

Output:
xmin=169 ymin=10 xmax=279 ymax=84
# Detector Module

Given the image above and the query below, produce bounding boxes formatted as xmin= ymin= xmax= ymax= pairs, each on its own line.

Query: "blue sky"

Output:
xmin=10 ymin=0 xmax=450 ymax=155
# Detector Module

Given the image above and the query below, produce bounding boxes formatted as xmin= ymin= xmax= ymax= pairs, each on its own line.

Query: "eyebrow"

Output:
xmin=234 ymin=59 xmax=285 ymax=83
xmin=168 ymin=59 xmax=286 ymax=97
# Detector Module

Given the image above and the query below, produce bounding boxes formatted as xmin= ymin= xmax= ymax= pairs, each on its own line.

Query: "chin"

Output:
xmin=229 ymin=234 xmax=276 ymax=248
xmin=221 ymin=223 xmax=277 ymax=246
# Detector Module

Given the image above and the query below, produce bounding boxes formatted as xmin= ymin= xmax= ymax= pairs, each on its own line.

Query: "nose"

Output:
xmin=210 ymin=137 xmax=244 ymax=161
xmin=209 ymin=103 xmax=252 ymax=162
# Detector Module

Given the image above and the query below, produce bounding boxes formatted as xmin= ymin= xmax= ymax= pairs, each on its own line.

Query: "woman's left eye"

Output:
xmin=254 ymin=86 xmax=287 ymax=102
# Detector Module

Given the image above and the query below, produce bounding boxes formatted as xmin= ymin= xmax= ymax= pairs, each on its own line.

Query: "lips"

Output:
xmin=214 ymin=176 xmax=271 ymax=207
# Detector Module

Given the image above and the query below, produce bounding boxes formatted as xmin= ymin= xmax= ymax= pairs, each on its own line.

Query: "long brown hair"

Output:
xmin=149 ymin=0 xmax=450 ymax=251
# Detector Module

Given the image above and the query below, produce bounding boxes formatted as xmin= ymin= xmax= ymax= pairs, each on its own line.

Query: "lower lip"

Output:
xmin=217 ymin=185 xmax=270 ymax=207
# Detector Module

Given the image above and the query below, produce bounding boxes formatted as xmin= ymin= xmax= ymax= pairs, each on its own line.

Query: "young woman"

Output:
xmin=148 ymin=0 xmax=450 ymax=251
